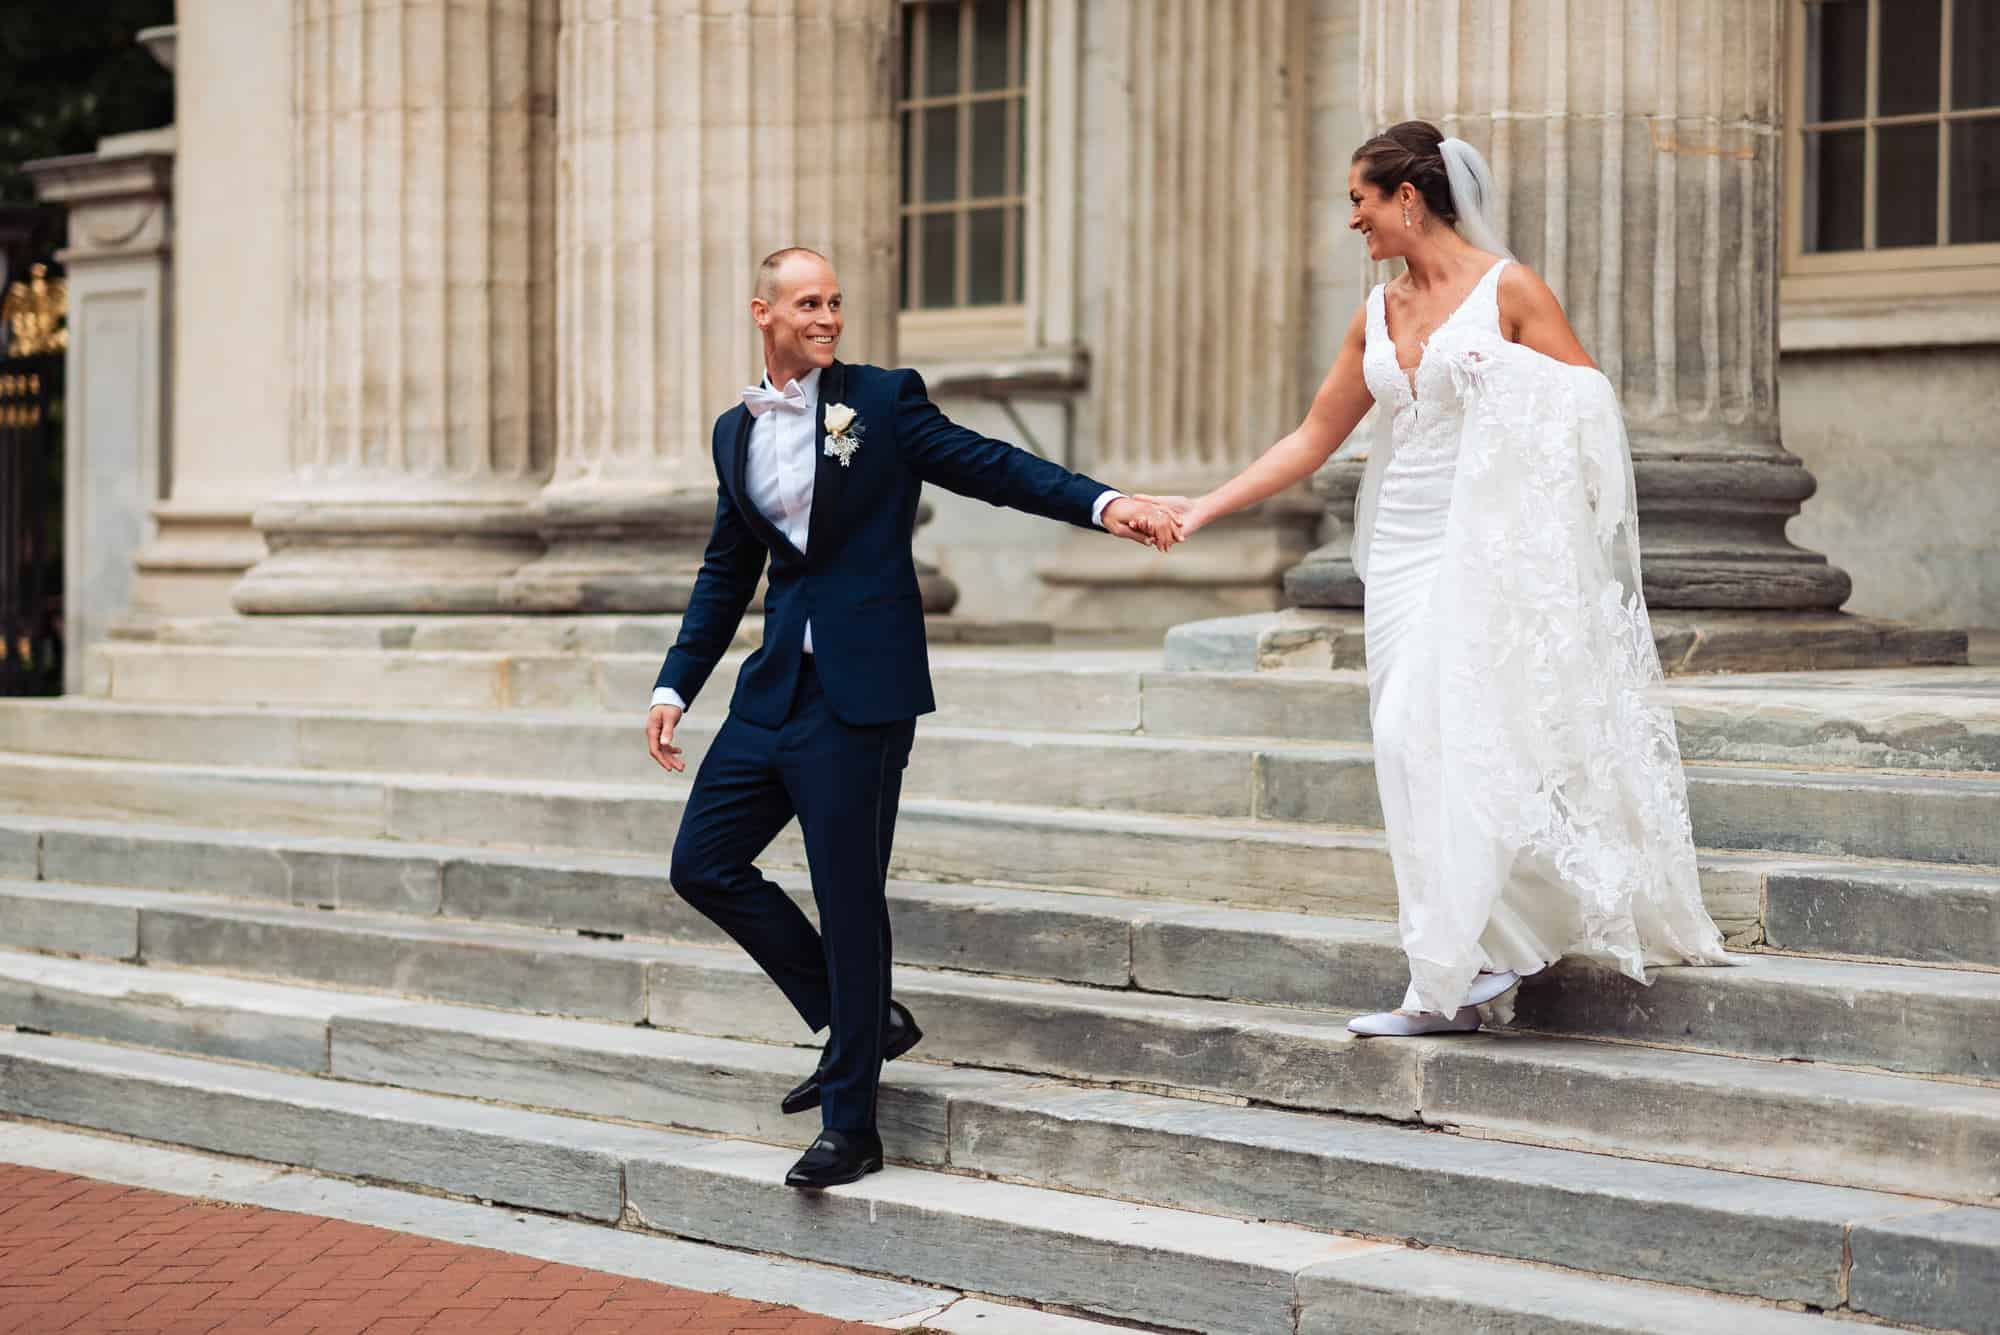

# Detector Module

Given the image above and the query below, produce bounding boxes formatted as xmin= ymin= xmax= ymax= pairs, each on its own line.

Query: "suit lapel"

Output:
xmin=805 ymin=361 xmax=848 ymax=560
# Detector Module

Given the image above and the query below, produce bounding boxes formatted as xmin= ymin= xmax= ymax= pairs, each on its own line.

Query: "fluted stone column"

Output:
xmin=505 ymin=0 xmax=903 ymax=612
xmin=1286 ymin=0 xmax=1852 ymax=613
xmin=1036 ymin=0 xmax=1321 ymax=631
xmin=232 ymin=0 xmax=559 ymax=614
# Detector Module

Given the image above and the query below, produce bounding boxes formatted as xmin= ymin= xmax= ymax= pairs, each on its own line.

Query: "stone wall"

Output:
xmin=1780 ymin=346 xmax=2000 ymax=632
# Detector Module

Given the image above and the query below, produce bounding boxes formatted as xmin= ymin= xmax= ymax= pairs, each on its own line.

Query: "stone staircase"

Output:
xmin=1 ymin=622 xmax=1997 ymax=1333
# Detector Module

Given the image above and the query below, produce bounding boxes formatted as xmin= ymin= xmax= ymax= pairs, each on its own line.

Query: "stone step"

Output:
xmin=84 ymin=642 xmax=1193 ymax=737
xmin=0 ymin=1122 xmax=998 ymax=1332
xmin=7 ymin=871 xmax=2000 ymax=1100
xmin=0 ymin=810 xmax=1744 ymax=988
xmin=1 ymin=744 xmax=1988 ymax=946
xmin=1761 ymin=861 xmax=2000 ymax=969
xmin=83 ymin=641 xmax=2000 ymax=774
xmin=9 ymin=941 xmax=1997 ymax=1235
xmin=0 ymin=749 xmax=1409 ymax=916
xmin=0 ymin=1032 xmax=1883 ymax=1335
xmin=14 ymin=810 xmax=1999 ymax=975
xmin=0 ymin=881 xmax=1408 ymax=1117
xmin=8 ymin=698 xmax=1999 ymax=867
xmin=6 ymin=952 xmax=1991 ymax=1321
xmin=0 ymin=697 xmax=1386 ymax=824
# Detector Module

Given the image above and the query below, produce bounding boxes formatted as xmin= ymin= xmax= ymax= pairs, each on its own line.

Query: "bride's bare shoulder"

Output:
xmin=1496 ymin=261 xmax=1563 ymax=317
xmin=1497 ymin=261 xmax=1595 ymax=367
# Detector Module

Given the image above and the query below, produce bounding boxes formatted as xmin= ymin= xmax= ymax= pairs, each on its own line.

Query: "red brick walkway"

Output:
xmin=0 ymin=1164 xmax=892 ymax=1335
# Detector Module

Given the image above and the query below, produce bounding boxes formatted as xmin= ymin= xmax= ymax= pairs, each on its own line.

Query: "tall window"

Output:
xmin=899 ymin=0 xmax=1028 ymax=311
xmin=1797 ymin=0 xmax=2000 ymax=256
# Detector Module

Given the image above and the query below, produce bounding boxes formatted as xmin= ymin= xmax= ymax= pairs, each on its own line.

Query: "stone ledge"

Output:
xmin=108 ymin=612 xmax=1050 ymax=652
xmin=1164 ymin=607 xmax=1969 ymax=675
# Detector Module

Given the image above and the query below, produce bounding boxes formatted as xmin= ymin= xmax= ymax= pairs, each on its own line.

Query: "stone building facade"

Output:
xmin=38 ymin=0 xmax=1999 ymax=676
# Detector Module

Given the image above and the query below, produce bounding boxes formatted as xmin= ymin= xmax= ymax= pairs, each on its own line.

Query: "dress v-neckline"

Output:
xmin=1383 ymin=257 xmax=1508 ymax=398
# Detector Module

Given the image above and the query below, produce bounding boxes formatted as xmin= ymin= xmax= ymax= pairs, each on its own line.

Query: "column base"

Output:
xmin=130 ymin=502 xmax=267 ymax=618
xmin=1284 ymin=455 xmax=1859 ymax=614
xmin=1035 ymin=501 xmax=1319 ymax=635
xmin=502 ymin=488 xmax=717 ymax=615
xmin=1164 ymin=608 xmax=1969 ymax=675
xmin=231 ymin=500 xmax=545 ymax=615
xmin=506 ymin=484 xmax=967 ymax=616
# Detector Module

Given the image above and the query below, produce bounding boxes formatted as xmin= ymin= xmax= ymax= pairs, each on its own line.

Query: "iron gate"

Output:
xmin=0 ymin=352 xmax=62 ymax=694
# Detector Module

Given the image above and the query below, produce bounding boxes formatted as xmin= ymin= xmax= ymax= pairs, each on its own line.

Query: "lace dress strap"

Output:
xmin=1465 ymin=258 xmax=1511 ymax=332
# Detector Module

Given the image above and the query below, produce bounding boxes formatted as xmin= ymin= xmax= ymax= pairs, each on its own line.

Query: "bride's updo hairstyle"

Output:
xmin=1352 ymin=120 xmax=1458 ymax=225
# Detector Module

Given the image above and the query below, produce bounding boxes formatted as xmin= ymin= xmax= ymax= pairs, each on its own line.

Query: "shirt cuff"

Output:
xmin=1091 ymin=489 xmax=1126 ymax=529
xmin=651 ymin=686 xmax=688 ymax=713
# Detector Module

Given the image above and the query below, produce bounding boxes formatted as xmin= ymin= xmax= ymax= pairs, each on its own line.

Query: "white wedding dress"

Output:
xmin=1355 ymin=256 xmax=1730 ymax=1017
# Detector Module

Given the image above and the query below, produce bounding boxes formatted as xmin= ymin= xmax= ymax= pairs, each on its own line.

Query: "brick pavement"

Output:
xmin=0 ymin=1164 xmax=894 ymax=1335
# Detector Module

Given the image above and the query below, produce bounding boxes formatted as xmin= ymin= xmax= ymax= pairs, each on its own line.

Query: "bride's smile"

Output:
xmin=1346 ymin=162 xmax=1402 ymax=261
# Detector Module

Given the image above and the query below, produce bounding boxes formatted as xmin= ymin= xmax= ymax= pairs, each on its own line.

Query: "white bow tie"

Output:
xmin=742 ymin=380 xmax=812 ymax=417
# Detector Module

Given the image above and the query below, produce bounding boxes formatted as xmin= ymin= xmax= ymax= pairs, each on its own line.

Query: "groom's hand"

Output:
xmin=646 ymin=704 xmax=686 ymax=773
xmin=1103 ymin=497 xmax=1181 ymax=552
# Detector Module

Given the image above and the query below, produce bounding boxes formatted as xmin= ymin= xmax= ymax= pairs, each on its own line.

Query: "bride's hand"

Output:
xmin=1134 ymin=495 xmax=1204 ymax=542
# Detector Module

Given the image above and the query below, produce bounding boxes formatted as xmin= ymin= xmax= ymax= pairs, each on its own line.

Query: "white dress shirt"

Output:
xmin=653 ymin=368 xmax=1122 ymax=714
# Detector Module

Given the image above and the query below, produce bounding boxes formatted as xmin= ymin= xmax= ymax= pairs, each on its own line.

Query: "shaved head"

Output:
xmin=752 ymin=247 xmax=843 ymax=387
xmin=756 ymin=247 xmax=832 ymax=302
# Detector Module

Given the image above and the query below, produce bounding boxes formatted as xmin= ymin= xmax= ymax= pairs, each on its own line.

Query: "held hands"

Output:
xmin=1102 ymin=496 xmax=1190 ymax=553
xmin=1132 ymin=495 xmax=1202 ymax=545
xmin=646 ymin=703 xmax=686 ymax=773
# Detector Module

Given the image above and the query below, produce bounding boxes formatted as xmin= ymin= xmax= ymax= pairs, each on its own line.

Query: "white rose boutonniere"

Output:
xmin=823 ymin=403 xmax=863 ymax=467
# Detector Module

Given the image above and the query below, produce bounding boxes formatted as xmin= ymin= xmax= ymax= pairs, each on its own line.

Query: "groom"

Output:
xmin=646 ymin=247 xmax=1168 ymax=1189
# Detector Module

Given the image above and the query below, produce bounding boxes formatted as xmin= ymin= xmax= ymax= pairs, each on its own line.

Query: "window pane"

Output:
xmin=920 ymin=212 xmax=957 ymax=308
xmin=922 ymin=105 xmax=959 ymax=203
xmin=1878 ymin=0 xmax=1943 ymax=116
xmin=1807 ymin=0 xmax=1869 ymax=121
xmin=1013 ymin=203 xmax=1026 ymax=303
xmin=967 ymin=207 xmax=1008 ymax=304
xmin=1948 ymin=119 xmax=2000 ymax=243
xmin=1016 ymin=94 xmax=1027 ymax=196
xmin=971 ymin=99 xmax=1010 ymax=197
xmin=1875 ymin=123 xmax=1941 ymax=247
xmin=902 ymin=110 xmax=917 ymax=201
xmin=923 ymin=0 xmax=960 ymax=98
xmin=973 ymin=0 xmax=1012 ymax=92
xmin=1954 ymin=0 xmax=2000 ymax=110
xmin=1806 ymin=128 xmax=1867 ymax=251
xmin=900 ymin=215 xmax=914 ymax=309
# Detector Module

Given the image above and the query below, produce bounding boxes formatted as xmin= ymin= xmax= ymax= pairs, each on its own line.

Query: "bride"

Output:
xmin=1150 ymin=121 xmax=1731 ymax=1036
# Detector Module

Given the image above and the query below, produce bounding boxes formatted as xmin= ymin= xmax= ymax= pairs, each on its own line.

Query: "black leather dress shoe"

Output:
xmin=784 ymin=1128 xmax=884 ymax=1189
xmin=780 ymin=1000 xmax=923 ymax=1115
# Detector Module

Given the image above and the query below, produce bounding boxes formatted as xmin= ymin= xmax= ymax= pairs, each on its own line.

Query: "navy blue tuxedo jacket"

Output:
xmin=654 ymin=361 xmax=1113 ymax=728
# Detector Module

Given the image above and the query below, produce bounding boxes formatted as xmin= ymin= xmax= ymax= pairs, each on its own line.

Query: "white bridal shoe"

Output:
xmin=1345 ymin=970 xmax=1524 ymax=1037
xmin=1346 ymin=1006 xmax=1482 ymax=1037
xmin=1464 ymin=969 xmax=1521 ymax=1007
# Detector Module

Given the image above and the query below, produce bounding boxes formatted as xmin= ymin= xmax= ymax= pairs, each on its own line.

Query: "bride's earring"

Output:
xmin=1402 ymin=206 xmax=1413 ymax=228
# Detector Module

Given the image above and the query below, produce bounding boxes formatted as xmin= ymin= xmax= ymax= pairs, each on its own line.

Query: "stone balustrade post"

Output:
xmin=25 ymin=141 xmax=174 ymax=692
